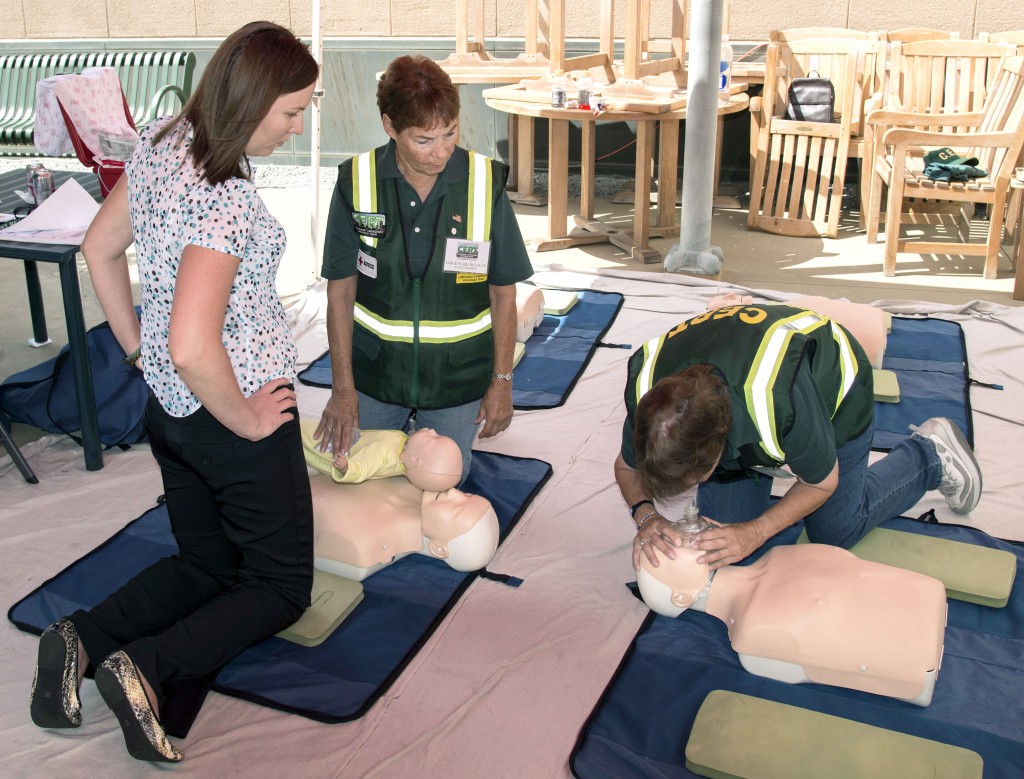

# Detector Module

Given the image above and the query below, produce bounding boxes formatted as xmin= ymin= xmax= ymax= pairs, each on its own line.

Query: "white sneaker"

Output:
xmin=909 ymin=418 xmax=982 ymax=514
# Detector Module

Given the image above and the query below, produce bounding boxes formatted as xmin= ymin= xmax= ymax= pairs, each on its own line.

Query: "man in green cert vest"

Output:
xmin=615 ymin=304 xmax=983 ymax=572
xmin=316 ymin=56 xmax=533 ymax=482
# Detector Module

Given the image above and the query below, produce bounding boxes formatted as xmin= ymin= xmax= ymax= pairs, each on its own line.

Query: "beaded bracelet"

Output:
xmin=634 ymin=508 xmax=660 ymax=531
xmin=123 ymin=345 xmax=142 ymax=368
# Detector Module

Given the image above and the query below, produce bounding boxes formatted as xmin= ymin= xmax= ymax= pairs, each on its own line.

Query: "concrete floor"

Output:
xmin=2 ymin=176 xmax=1022 ymax=454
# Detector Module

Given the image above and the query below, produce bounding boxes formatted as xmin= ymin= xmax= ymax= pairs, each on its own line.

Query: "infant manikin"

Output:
xmin=301 ymin=421 xmax=463 ymax=491
xmin=637 ymin=504 xmax=948 ymax=706
xmin=310 ymin=475 xmax=500 ymax=581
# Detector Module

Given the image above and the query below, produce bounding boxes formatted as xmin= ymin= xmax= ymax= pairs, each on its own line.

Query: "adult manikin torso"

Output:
xmin=637 ymin=521 xmax=947 ymax=705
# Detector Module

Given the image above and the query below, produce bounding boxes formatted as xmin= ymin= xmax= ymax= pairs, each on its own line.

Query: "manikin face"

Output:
xmin=382 ymin=116 xmax=458 ymax=181
xmin=401 ymin=428 xmax=462 ymax=492
xmin=421 ymin=488 xmax=499 ymax=571
xmin=246 ymin=82 xmax=316 ymax=157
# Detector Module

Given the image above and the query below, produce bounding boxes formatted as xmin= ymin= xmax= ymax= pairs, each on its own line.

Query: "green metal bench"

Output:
xmin=0 ymin=51 xmax=196 ymax=155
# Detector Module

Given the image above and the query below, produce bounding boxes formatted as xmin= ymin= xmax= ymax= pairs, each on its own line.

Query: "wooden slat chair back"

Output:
xmin=748 ymin=38 xmax=873 ymax=238
xmin=882 ymin=28 xmax=959 ymax=44
xmin=885 ymin=40 xmax=1012 ymax=133
xmin=979 ymin=31 xmax=1024 ymax=54
xmin=865 ymin=55 xmax=1024 ymax=279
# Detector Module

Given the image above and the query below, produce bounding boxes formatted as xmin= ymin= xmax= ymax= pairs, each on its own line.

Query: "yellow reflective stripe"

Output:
xmin=354 ymin=303 xmax=492 ymax=344
xmin=746 ymin=311 xmax=829 ymax=462
xmin=635 ymin=334 xmax=667 ymax=402
xmin=353 ymin=151 xmax=377 ymax=248
xmin=830 ymin=321 xmax=858 ymax=411
xmin=467 ymin=152 xmax=492 ymax=242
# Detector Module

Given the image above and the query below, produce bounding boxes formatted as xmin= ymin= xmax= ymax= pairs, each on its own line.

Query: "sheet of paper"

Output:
xmin=0 ymin=178 xmax=100 ymax=245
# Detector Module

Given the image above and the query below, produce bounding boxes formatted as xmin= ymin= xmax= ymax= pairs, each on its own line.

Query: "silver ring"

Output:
xmin=638 ymin=538 xmax=648 ymax=547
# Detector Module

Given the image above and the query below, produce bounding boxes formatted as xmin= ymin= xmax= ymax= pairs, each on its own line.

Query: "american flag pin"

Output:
xmin=452 ymin=213 xmax=462 ymax=223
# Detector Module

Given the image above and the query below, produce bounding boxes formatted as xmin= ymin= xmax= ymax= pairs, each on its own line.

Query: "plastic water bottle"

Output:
xmin=576 ymin=75 xmax=593 ymax=110
xmin=551 ymin=72 xmax=567 ymax=108
xmin=719 ymin=34 xmax=734 ymax=103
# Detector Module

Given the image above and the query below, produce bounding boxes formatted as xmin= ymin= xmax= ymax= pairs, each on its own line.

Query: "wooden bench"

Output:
xmin=0 ymin=51 xmax=196 ymax=155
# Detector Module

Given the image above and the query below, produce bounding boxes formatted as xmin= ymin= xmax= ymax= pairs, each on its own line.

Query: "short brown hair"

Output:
xmin=634 ymin=364 xmax=732 ymax=501
xmin=377 ymin=55 xmax=460 ymax=133
xmin=155 ymin=21 xmax=319 ymax=184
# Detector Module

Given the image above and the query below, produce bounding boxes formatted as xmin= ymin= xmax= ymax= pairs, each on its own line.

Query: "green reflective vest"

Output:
xmin=625 ymin=304 xmax=872 ymax=471
xmin=343 ymin=146 xmax=501 ymax=408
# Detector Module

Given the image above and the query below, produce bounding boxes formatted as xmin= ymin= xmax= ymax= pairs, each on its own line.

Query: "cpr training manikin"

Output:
xmin=303 ymin=426 xmax=500 ymax=581
xmin=637 ymin=504 xmax=948 ymax=706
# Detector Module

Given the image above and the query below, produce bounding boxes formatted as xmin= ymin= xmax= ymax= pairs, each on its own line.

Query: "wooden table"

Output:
xmin=484 ymin=93 xmax=749 ymax=262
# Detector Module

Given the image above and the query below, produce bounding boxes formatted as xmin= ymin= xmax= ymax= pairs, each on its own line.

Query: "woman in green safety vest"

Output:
xmin=316 ymin=55 xmax=533 ymax=482
xmin=615 ymin=304 xmax=983 ymax=574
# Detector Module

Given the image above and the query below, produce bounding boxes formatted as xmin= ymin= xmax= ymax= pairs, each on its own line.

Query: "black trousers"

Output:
xmin=72 ymin=394 xmax=313 ymax=737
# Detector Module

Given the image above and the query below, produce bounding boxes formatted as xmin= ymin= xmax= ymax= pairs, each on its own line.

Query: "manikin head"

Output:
xmin=401 ymin=428 xmax=463 ymax=491
xmin=420 ymin=489 xmax=499 ymax=571
xmin=636 ymin=512 xmax=716 ymax=618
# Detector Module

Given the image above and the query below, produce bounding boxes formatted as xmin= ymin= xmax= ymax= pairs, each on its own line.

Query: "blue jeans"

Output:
xmin=356 ymin=391 xmax=480 ymax=485
xmin=697 ymin=421 xmax=943 ymax=548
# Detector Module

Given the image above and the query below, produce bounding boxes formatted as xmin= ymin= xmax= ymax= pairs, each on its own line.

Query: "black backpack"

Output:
xmin=785 ymin=72 xmax=835 ymax=123
xmin=0 ymin=321 xmax=147 ymax=448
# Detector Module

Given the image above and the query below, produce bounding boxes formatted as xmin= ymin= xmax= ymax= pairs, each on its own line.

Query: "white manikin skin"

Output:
xmin=638 ymin=543 xmax=947 ymax=706
xmin=311 ymin=475 xmax=499 ymax=581
xmin=706 ymin=292 xmax=888 ymax=369
xmin=515 ymin=283 xmax=545 ymax=343
xmin=400 ymin=428 xmax=463 ymax=492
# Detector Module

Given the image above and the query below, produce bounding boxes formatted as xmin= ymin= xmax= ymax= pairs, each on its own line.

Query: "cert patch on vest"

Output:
xmin=455 ymin=273 xmax=488 ymax=284
xmin=356 ymin=249 xmax=378 ymax=279
xmin=443 ymin=237 xmax=491 ymax=275
xmin=351 ymin=211 xmax=386 ymax=239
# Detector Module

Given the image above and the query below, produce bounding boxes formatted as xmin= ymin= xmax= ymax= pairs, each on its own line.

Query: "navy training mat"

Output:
xmin=873 ymin=316 xmax=972 ymax=452
xmin=570 ymin=518 xmax=1024 ymax=779
xmin=297 ymin=289 xmax=625 ymax=410
xmin=9 ymin=450 xmax=551 ymax=724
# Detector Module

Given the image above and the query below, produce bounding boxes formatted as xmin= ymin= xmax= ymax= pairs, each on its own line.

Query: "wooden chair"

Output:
xmin=865 ymin=55 xmax=1024 ymax=278
xmin=883 ymin=28 xmax=959 ymax=44
xmin=748 ymin=37 xmax=876 ymax=237
xmin=979 ymin=32 xmax=1024 ymax=244
xmin=863 ymin=39 xmax=1013 ymax=232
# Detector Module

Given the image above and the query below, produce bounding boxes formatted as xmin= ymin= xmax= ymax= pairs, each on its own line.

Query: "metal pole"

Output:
xmin=310 ymin=1 xmax=325 ymax=282
xmin=664 ymin=0 xmax=725 ymax=275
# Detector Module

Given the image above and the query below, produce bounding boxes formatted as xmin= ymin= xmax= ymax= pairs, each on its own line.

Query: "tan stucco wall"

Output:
xmin=3 ymin=1 xmax=1024 ymax=41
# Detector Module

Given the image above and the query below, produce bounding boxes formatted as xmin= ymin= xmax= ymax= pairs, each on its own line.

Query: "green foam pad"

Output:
xmin=276 ymin=569 xmax=364 ymax=647
xmin=797 ymin=527 xmax=1016 ymax=607
xmin=685 ymin=690 xmax=983 ymax=779
xmin=541 ymin=289 xmax=579 ymax=315
xmin=884 ymin=311 xmax=893 ymax=332
xmin=513 ymin=340 xmax=526 ymax=368
xmin=872 ymin=368 xmax=900 ymax=403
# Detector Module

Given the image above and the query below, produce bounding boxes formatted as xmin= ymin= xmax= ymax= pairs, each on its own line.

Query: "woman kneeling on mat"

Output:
xmin=29 ymin=22 xmax=319 ymax=763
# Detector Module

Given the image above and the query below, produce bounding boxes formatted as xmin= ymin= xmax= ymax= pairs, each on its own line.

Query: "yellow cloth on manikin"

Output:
xmin=300 ymin=420 xmax=408 ymax=483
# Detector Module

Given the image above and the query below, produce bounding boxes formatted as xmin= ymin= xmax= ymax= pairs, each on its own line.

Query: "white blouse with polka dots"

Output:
xmin=125 ymin=118 xmax=297 ymax=417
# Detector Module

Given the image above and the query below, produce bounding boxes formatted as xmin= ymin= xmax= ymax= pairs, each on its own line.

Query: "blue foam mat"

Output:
xmin=296 ymin=290 xmax=625 ymax=410
xmin=570 ymin=519 xmax=1024 ymax=779
xmin=873 ymin=317 xmax=972 ymax=451
xmin=9 ymin=451 xmax=552 ymax=723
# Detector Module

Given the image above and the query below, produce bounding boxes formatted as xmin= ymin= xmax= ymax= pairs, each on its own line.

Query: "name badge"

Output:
xmin=443 ymin=238 xmax=491 ymax=275
xmin=356 ymin=249 xmax=378 ymax=279
xmin=351 ymin=211 xmax=386 ymax=239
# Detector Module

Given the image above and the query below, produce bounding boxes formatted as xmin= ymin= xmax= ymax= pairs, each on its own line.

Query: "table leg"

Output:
xmin=632 ymin=121 xmax=656 ymax=257
xmin=508 ymin=116 xmax=546 ymax=206
xmin=548 ymin=118 xmax=569 ymax=239
xmin=58 ymin=259 xmax=103 ymax=471
xmin=22 ymin=261 xmax=52 ymax=347
xmin=580 ymin=122 xmax=597 ymax=220
xmin=657 ymin=119 xmax=680 ymax=230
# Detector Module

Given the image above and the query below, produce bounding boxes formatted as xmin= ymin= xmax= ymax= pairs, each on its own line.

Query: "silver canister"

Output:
xmin=30 ymin=169 xmax=55 ymax=204
xmin=26 ymin=163 xmax=45 ymax=201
